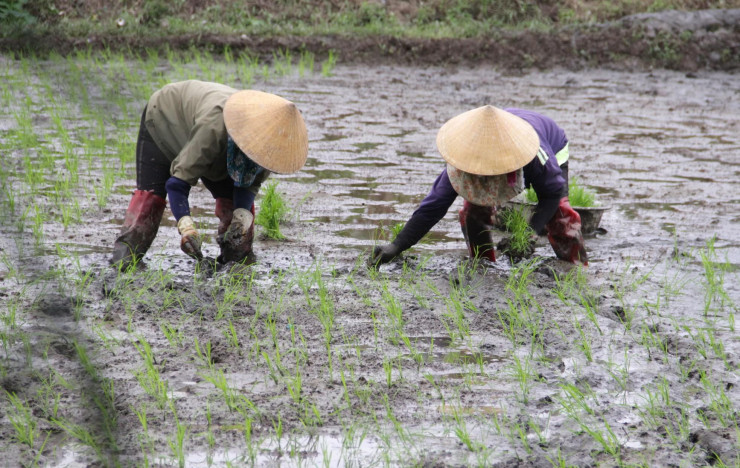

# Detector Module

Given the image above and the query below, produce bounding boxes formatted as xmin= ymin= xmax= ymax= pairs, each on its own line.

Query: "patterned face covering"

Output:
xmin=227 ymin=136 xmax=264 ymax=187
xmin=447 ymin=163 xmax=524 ymax=207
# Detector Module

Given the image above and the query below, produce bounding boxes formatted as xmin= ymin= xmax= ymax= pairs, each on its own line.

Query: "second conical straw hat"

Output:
xmin=223 ymin=90 xmax=308 ymax=174
xmin=436 ymin=105 xmax=539 ymax=175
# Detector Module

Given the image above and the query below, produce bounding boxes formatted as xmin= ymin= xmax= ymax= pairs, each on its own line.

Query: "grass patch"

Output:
xmin=1 ymin=0 xmax=730 ymax=43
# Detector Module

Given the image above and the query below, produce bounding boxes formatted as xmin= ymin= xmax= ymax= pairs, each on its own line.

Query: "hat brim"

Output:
xmin=224 ymin=90 xmax=308 ymax=174
xmin=437 ymin=106 xmax=539 ymax=176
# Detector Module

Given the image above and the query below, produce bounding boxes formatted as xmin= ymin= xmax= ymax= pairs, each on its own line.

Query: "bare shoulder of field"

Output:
xmin=3 ymin=9 xmax=739 ymax=70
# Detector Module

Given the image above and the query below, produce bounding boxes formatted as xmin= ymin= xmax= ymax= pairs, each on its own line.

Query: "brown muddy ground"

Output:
xmin=1 ymin=58 xmax=739 ymax=466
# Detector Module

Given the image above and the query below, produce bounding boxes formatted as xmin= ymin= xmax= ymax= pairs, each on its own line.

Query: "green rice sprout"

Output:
xmin=298 ymin=50 xmax=315 ymax=77
xmin=524 ymin=177 xmax=597 ymax=207
xmin=524 ymin=186 xmax=538 ymax=203
xmin=5 ymin=391 xmax=38 ymax=448
xmin=568 ymin=177 xmax=596 ymax=207
xmin=497 ymin=206 xmax=535 ymax=258
xmin=321 ymin=50 xmax=338 ymax=77
xmin=256 ymin=180 xmax=289 ymax=240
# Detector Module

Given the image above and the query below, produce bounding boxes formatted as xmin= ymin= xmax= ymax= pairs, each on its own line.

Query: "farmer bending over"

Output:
xmin=371 ymin=106 xmax=587 ymax=266
xmin=111 ymin=80 xmax=308 ymax=268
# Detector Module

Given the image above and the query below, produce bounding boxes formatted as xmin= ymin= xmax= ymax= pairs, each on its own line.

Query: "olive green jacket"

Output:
xmin=144 ymin=80 xmax=270 ymax=191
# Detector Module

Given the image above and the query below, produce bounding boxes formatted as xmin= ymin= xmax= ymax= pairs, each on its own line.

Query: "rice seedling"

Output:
xmin=321 ymin=50 xmax=338 ymax=77
xmin=572 ymin=315 xmax=593 ymax=362
xmin=4 ymin=391 xmax=39 ymax=449
xmin=298 ymin=50 xmax=315 ymax=77
xmin=132 ymin=337 xmax=171 ymax=410
xmin=223 ymin=319 xmax=240 ymax=350
xmin=52 ymin=419 xmax=105 ymax=462
xmin=583 ymin=420 xmax=620 ymax=457
xmin=380 ymin=281 xmax=405 ymax=341
xmin=194 ymin=337 xmax=216 ymax=370
xmin=272 ymin=49 xmax=293 ymax=76
xmin=255 ymin=180 xmax=289 ymax=239
xmin=510 ymin=353 xmax=536 ymax=403
xmin=545 ymin=448 xmax=575 ymax=468
xmin=499 ymin=259 xmax=542 ymax=346
xmin=286 ymin=362 xmax=305 ymax=406
xmin=133 ymin=404 xmax=154 ymax=467
xmin=0 ymin=179 xmax=17 ymax=216
xmin=496 ymin=206 xmax=535 ymax=260
xmin=168 ymin=411 xmax=188 ymax=468
xmin=13 ymin=105 xmax=37 ymax=150
xmin=160 ymin=320 xmax=184 ymax=348
xmin=450 ymin=406 xmax=485 ymax=452
xmin=698 ymin=370 xmax=735 ymax=427
xmin=567 ymin=177 xmax=596 ymax=207
xmin=30 ymin=204 xmax=45 ymax=248
xmin=605 ymin=348 xmax=631 ymax=394
xmin=35 ymin=375 xmax=62 ymax=420
xmin=698 ymin=236 xmax=733 ymax=317
xmin=524 ymin=177 xmax=596 ymax=207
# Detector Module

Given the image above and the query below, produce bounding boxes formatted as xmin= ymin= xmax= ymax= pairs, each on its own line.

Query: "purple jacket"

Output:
xmin=392 ymin=108 xmax=569 ymax=250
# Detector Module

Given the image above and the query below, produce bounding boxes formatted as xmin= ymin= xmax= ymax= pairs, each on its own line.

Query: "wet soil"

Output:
xmin=1 ymin=57 xmax=739 ymax=466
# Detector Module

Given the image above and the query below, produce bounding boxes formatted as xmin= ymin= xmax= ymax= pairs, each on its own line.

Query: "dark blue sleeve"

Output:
xmin=165 ymin=176 xmax=191 ymax=221
xmin=541 ymin=115 xmax=568 ymax=155
xmin=233 ymin=186 xmax=256 ymax=210
xmin=523 ymin=156 xmax=566 ymax=235
xmin=550 ymin=126 xmax=568 ymax=155
xmin=523 ymin=155 xmax=565 ymax=199
xmin=507 ymin=107 xmax=568 ymax=154
xmin=392 ymin=169 xmax=458 ymax=250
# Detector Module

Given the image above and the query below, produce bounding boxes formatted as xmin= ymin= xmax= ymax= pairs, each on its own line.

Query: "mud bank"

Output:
xmin=0 ymin=57 xmax=739 ymax=467
xmin=2 ymin=9 xmax=740 ymax=71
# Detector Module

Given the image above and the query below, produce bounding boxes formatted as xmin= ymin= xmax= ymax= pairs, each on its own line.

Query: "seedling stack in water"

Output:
xmin=525 ymin=177 xmax=596 ymax=207
xmin=496 ymin=206 xmax=535 ymax=260
xmin=255 ymin=180 xmax=288 ymax=240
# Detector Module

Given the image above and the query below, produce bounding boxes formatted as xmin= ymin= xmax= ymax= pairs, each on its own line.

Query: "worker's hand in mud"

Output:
xmin=223 ymin=208 xmax=254 ymax=245
xmin=369 ymin=243 xmax=401 ymax=267
xmin=575 ymin=243 xmax=588 ymax=265
xmin=218 ymin=208 xmax=255 ymax=263
xmin=177 ymin=216 xmax=203 ymax=260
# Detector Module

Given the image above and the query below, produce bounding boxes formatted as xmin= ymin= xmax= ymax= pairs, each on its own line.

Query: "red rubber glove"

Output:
xmin=546 ymin=197 xmax=588 ymax=265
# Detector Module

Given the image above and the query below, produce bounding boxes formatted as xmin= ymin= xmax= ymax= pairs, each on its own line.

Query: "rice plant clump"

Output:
xmin=568 ymin=177 xmax=596 ymax=208
xmin=496 ymin=206 xmax=535 ymax=260
xmin=524 ymin=177 xmax=596 ymax=207
xmin=255 ymin=180 xmax=289 ymax=240
xmin=524 ymin=186 xmax=539 ymax=203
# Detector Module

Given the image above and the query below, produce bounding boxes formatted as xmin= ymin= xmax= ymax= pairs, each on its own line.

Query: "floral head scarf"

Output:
xmin=227 ymin=136 xmax=264 ymax=188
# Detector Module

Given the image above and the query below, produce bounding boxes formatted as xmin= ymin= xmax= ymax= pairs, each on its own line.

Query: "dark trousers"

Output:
xmin=135 ymin=108 xmax=233 ymax=200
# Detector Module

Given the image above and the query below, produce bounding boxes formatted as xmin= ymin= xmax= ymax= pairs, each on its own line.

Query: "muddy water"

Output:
xmin=2 ymin=60 xmax=739 ymax=467
xmin=289 ymin=67 xmax=739 ymax=266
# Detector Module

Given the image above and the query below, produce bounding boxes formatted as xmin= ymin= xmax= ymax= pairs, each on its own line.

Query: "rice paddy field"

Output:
xmin=0 ymin=47 xmax=738 ymax=467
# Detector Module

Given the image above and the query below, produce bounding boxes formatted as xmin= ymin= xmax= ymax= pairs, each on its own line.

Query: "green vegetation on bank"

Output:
xmin=1 ymin=0 xmax=732 ymax=41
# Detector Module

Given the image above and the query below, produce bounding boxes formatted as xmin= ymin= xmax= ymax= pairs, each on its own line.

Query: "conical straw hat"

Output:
xmin=223 ymin=90 xmax=308 ymax=174
xmin=436 ymin=105 xmax=539 ymax=175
